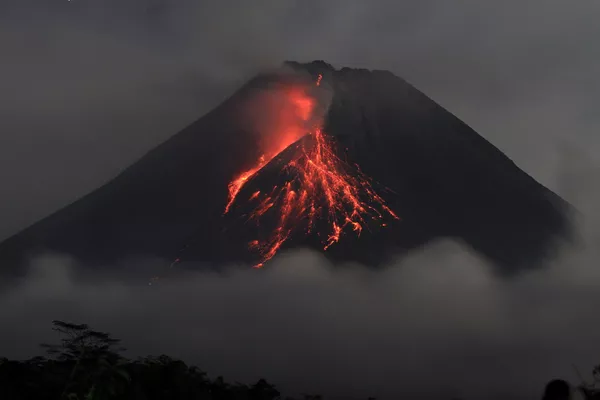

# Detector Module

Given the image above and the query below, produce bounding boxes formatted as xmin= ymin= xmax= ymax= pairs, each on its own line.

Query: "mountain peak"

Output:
xmin=283 ymin=59 xmax=336 ymax=73
xmin=0 ymin=61 xmax=573 ymax=278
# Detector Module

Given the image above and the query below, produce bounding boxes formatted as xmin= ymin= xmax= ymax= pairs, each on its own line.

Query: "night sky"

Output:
xmin=1 ymin=1 xmax=599 ymax=399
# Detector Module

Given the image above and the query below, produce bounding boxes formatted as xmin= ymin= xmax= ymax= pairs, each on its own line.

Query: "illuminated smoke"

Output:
xmin=225 ymin=74 xmax=399 ymax=268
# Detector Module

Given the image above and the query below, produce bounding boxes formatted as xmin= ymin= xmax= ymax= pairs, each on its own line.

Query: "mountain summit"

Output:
xmin=0 ymin=61 xmax=572 ymax=276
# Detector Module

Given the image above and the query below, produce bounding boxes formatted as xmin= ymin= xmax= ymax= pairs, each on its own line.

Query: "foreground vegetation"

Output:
xmin=0 ymin=321 xmax=364 ymax=400
xmin=2 ymin=321 xmax=600 ymax=399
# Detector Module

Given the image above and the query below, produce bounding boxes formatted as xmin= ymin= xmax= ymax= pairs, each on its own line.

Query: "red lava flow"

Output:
xmin=224 ymin=74 xmax=399 ymax=268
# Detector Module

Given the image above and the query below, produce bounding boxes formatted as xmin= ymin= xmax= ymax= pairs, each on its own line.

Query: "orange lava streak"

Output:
xmin=225 ymin=87 xmax=317 ymax=214
xmin=225 ymin=74 xmax=399 ymax=268
xmin=224 ymin=158 xmax=265 ymax=214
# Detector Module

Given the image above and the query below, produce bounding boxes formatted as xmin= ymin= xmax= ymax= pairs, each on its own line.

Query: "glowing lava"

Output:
xmin=224 ymin=74 xmax=399 ymax=268
xmin=225 ymin=155 xmax=266 ymax=214
xmin=225 ymin=85 xmax=319 ymax=214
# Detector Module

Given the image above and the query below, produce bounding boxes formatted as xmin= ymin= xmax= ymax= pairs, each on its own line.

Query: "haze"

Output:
xmin=1 ymin=1 xmax=599 ymax=399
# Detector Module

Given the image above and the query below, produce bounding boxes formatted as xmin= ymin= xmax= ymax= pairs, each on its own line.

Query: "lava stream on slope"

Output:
xmin=224 ymin=75 xmax=400 ymax=268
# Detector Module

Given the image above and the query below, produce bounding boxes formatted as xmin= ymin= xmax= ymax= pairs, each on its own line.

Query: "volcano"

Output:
xmin=0 ymin=61 xmax=572 ymax=276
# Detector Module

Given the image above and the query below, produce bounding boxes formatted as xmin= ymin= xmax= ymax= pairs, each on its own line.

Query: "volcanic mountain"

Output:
xmin=0 ymin=61 xmax=572 ymax=276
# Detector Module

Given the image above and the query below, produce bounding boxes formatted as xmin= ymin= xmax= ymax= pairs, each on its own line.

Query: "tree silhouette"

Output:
xmin=7 ymin=319 xmax=576 ymax=399
xmin=39 ymin=320 xmax=128 ymax=400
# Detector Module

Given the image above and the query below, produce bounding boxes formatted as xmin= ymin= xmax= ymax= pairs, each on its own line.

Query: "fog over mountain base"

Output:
xmin=1 ymin=178 xmax=598 ymax=400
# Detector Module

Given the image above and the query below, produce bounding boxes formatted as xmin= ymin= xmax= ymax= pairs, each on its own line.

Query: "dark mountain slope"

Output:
xmin=0 ymin=61 xmax=572 ymax=276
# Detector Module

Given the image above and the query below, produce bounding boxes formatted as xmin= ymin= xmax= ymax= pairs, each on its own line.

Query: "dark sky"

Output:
xmin=1 ymin=1 xmax=600 ymax=399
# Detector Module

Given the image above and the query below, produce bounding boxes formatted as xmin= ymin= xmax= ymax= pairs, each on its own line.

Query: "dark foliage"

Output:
xmin=3 ymin=321 xmax=600 ymax=400
xmin=0 ymin=321 xmax=374 ymax=400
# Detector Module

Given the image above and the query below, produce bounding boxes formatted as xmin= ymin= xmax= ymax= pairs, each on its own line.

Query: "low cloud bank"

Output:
xmin=1 ymin=227 xmax=599 ymax=399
